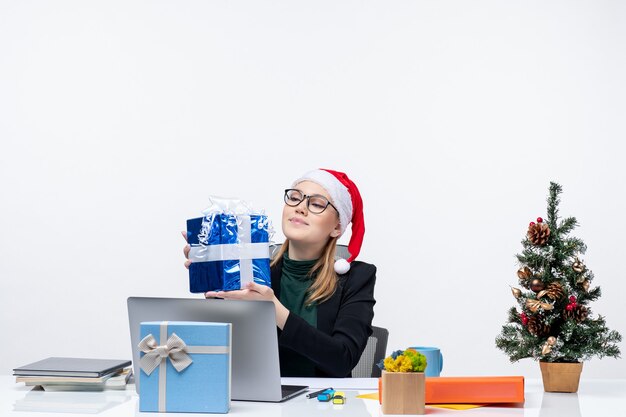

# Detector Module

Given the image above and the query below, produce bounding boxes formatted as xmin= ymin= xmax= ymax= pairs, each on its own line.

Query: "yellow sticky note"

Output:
xmin=428 ymin=404 xmax=487 ymax=410
xmin=356 ymin=392 xmax=379 ymax=400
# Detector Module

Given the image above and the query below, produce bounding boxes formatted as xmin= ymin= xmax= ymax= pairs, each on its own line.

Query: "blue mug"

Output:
xmin=409 ymin=346 xmax=443 ymax=377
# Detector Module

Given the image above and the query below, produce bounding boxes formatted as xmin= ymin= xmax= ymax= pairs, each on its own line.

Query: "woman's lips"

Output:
xmin=289 ymin=217 xmax=308 ymax=225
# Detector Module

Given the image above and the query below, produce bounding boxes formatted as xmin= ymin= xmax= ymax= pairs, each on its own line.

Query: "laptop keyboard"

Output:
xmin=281 ymin=384 xmax=308 ymax=400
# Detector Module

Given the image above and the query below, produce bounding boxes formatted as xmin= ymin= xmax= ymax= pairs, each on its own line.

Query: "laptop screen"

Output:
xmin=127 ymin=297 xmax=301 ymax=402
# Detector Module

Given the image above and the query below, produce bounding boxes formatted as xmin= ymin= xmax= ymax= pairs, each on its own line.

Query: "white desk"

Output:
xmin=2 ymin=376 xmax=625 ymax=416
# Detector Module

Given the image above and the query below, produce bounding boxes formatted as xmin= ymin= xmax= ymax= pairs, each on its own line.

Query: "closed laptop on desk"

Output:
xmin=13 ymin=357 xmax=131 ymax=378
xmin=127 ymin=297 xmax=307 ymax=402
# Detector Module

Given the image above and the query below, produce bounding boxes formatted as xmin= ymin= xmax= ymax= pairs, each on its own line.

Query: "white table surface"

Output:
xmin=2 ymin=376 xmax=625 ymax=416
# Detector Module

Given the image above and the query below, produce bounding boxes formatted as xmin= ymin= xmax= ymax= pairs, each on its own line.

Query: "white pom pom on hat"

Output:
xmin=333 ymin=258 xmax=351 ymax=274
xmin=293 ymin=168 xmax=365 ymax=274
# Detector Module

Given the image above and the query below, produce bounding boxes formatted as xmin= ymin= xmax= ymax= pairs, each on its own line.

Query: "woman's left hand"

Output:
xmin=205 ymin=282 xmax=275 ymax=302
xmin=205 ymin=282 xmax=290 ymax=330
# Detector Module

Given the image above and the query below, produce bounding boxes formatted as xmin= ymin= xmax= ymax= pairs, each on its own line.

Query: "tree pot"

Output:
xmin=539 ymin=361 xmax=583 ymax=393
xmin=381 ymin=370 xmax=425 ymax=415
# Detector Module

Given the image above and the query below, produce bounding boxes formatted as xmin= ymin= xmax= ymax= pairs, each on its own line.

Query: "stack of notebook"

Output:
xmin=13 ymin=357 xmax=132 ymax=391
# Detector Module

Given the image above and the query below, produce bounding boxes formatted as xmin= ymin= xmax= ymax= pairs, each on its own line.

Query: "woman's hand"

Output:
xmin=181 ymin=231 xmax=192 ymax=269
xmin=205 ymin=282 xmax=290 ymax=329
xmin=205 ymin=281 xmax=274 ymax=302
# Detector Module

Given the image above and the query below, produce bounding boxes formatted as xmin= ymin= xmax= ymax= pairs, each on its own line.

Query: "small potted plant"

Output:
xmin=377 ymin=348 xmax=427 ymax=415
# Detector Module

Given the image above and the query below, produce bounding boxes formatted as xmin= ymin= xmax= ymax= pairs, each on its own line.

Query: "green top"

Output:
xmin=279 ymin=253 xmax=318 ymax=327
xmin=279 ymin=252 xmax=319 ymax=376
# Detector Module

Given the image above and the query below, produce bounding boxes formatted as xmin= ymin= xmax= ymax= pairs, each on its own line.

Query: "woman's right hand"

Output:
xmin=184 ymin=231 xmax=220 ymax=299
xmin=181 ymin=231 xmax=192 ymax=269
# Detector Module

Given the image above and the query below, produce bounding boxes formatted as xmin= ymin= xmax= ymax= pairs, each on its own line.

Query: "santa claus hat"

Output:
xmin=292 ymin=168 xmax=364 ymax=274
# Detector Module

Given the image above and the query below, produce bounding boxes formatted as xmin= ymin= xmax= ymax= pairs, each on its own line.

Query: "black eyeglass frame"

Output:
xmin=283 ymin=189 xmax=338 ymax=214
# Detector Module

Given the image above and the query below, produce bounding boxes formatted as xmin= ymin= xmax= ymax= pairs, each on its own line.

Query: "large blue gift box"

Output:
xmin=187 ymin=213 xmax=271 ymax=293
xmin=138 ymin=321 xmax=231 ymax=413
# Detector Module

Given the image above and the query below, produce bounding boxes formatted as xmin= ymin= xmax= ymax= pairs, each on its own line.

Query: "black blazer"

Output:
xmin=271 ymin=257 xmax=377 ymax=377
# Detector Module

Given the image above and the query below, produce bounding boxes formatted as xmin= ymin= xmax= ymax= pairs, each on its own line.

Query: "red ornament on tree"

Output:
xmin=537 ymin=217 xmax=543 ymax=223
xmin=520 ymin=312 xmax=529 ymax=325
xmin=569 ymin=296 xmax=576 ymax=303
xmin=566 ymin=304 xmax=574 ymax=311
xmin=529 ymin=222 xmax=536 ymax=227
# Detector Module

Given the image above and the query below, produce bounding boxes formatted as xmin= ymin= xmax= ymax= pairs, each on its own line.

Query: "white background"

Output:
xmin=1 ymin=1 xmax=624 ymax=378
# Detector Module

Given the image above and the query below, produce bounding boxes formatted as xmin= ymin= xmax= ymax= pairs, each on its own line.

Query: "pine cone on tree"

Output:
xmin=528 ymin=222 xmax=551 ymax=246
xmin=527 ymin=315 xmax=550 ymax=336
xmin=563 ymin=305 xmax=589 ymax=323
xmin=544 ymin=282 xmax=564 ymax=300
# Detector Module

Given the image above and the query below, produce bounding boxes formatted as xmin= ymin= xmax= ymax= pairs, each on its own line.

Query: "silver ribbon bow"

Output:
xmin=138 ymin=333 xmax=193 ymax=376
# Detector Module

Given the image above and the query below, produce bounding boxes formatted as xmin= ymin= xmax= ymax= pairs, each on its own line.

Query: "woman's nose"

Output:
xmin=295 ymin=198 xmax=308 ymax=215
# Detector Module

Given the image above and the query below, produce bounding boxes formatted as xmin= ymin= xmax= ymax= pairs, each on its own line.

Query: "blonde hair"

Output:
xmin=270 ymin=238 xmax=339 ymax=306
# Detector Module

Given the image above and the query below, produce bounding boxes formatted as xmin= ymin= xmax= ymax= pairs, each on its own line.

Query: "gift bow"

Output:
xmin=139 ymin=333 xmax=192 ymax=376
xmin=526 ymin=299 xmax=554 ymax=313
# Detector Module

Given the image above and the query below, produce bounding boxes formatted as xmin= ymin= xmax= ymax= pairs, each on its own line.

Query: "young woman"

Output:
xmin=184 ymin=169 xmax=376 ymax=377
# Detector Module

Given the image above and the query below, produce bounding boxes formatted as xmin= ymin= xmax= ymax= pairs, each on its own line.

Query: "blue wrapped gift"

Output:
xmin=187 ymin=209 xmax=271 ymax=293
xmin=138 ymin=321 xmax=231 ymax=413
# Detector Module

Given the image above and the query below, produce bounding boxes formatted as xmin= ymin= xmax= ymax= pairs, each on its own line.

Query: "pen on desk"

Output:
xmin=306 ymin=387 xmax=333 ymax=399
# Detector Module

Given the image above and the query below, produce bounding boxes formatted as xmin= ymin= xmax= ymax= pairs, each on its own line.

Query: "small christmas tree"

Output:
xmin=496 ymin=182 xmax=621 ymax=363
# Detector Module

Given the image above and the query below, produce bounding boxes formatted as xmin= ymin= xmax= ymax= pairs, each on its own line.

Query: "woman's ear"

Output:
xmin=330 ymin=223 xmax=341 ymax=238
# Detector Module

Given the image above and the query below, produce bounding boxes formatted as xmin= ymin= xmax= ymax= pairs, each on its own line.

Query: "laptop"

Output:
xmin=127 ymin=297 xmax=308 ymax=402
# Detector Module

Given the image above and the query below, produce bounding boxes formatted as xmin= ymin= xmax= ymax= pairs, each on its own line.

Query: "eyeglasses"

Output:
xmin=284 ymin=189 xmax=338 ymax=214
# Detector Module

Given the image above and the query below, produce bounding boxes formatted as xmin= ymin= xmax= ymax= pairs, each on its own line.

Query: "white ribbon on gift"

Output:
xmin=138 ymin=321 xmax=229 ymax=412
xmin=202 ymin=196 xmax=253 ymax=217
xmin=189 ymin=213 xmax=270 ymax=288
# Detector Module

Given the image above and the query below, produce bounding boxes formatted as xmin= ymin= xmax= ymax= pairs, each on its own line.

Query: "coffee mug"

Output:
xmin=409 ymin=346 xmax=443 ymax=377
